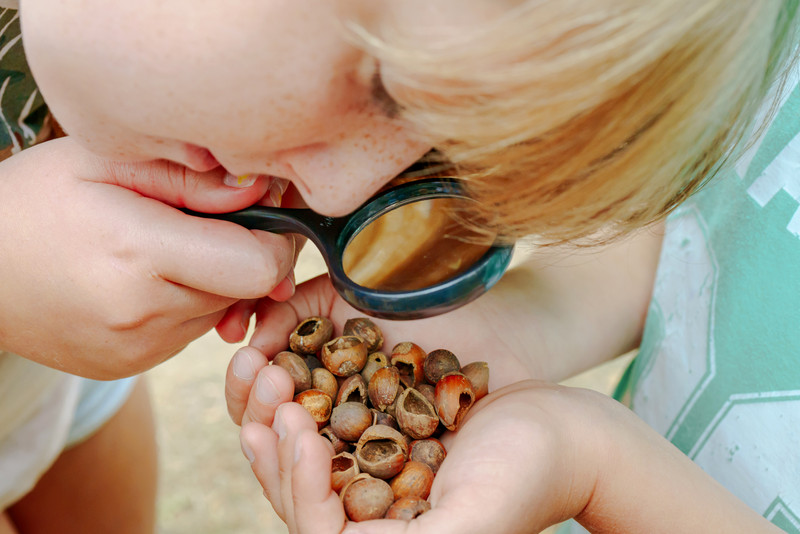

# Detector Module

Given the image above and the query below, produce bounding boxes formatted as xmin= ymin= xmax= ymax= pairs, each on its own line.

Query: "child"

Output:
xmin=5 ymin=0 xmax=798 ymax=533
xmin=214 ymin=2 xmax=796 ymax=534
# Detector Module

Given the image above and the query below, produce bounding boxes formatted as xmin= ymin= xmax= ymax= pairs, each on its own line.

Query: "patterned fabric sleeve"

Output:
xmin=0 ymin=7 xmax=54 ymax=162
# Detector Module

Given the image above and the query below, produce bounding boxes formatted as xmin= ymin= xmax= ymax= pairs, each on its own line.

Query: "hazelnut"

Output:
xmin=384 ymin=496 xmax=431 ymax=520
xmin=343 ymin=317 xmax=384 ymax=353
xmin=321 ymin=336 xmax=368 ymax=377
xmin=395 ymin=387 xmax=439 ymax=440
xmin=340 ymin=474 xmax=394 ymax=522
xmin=461 ymin=361 xmax=489 ymax=401
xmin=389 ymin=461 xmax=434 ymax=500
xmin=408 ymin=438 xmax=446 ymax=474
xmin=416 ymin=383 xmax=436 ymax=406
xmin=360 ymin=352 xmax=389 ymax=384
xmin=423 ymin=349 xmax=461 ymax=384
xmin=303 ymin=354 xmax=323 ymax=371
xmin=368 ymin=366 xmax=401 ymax=412
xmin=272 ymin=351 xmax=312 ymax=393
xmin=335 ymin=374 xmax=367 ymax=406
xmin=330 ymin=401 xmax=373 ymax=443
xmin=390 ymin=342 xmax=426 ymax=388
xmin=311 ymin=367 xmax=339 ymax=400
xmin=319 ymin=426 xmax=349 ymax=455
xmin=371 ymin=409 xmax=398 ymax=430
xmin=331 ymin=451 xmax=359 ymax=493
xmin=289 ymin=316 xmax=334 ymax=355
xmin=434 ymin=373 xmax=475 ymax=431
xmin=355 ymin=425 xmax=408 ymax=479
xmin=293 ymin=389 xmax=333 ymax=429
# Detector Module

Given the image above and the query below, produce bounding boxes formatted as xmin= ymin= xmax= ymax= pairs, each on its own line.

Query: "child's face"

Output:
xmin=20 ymin=0 xmax=463 ymax=216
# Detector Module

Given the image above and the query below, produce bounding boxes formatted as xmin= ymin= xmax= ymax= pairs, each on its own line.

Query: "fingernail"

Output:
xmin=224 ymin=172 xmax=257 ymax=188
xmin=232 ymin=349 xmax=256 ymax=381
xmin=240 ymin=434 xmax=256 ymax=464
xmin=255 ymin=373 xmax=280 ymax=405
xmin=263 ymin=177 xmax=290 ymax=207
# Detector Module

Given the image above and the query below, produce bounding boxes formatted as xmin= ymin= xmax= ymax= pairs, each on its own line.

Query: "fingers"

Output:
xmin=292 ymin=429 xmax=347 ymax=534
xmin=240 ymin=422 xmax=286 ymax=520
xmin=216 ymin=299 xmax=260 ymax=343
xmin=225 ymin=346 xmax=294 ymax=426
xmin=274 ymin=402 xmax=321 ymax=533
xmin=82 ymin=151 xmax=272 ymax=213
xmin=241 ymin=364 xmax=296 ymax=427
xmin=145 ymin=203 xmax=297 ymax=298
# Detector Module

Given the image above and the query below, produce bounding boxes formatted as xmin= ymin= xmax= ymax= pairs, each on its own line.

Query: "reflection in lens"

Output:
xmin=342 ymin=198 xmax=494 ymax=291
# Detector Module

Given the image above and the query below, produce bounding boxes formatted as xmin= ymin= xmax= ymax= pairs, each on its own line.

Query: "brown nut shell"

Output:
xmin=360 ymin=352 xmax=389 ymax=385
xmin=289 ymin=316 xmax=334 ymax=355
xmin=371 ymin=409 xmax=398 ymax=430
xmin=331 ymin=451 xmax=359 ymax=493
xmin=272 ymin=351 xmax=312 ymax=393
xmin=335 ymin=373 xmax=367 ymax=406
xmin=321 ymin=336 xmax=368 ymax=377
xmin=311 ymin=367 xmax=339 ymax=400
xmin=408 ymin=438 xmax=447 ymax=474
xmin=395 ymin=387 xmax=439 ymax=440
xmin=341 ymin=474 xmax=394 ymax=522
xmin=433 ymin=373 xmax=475 ymax=431
xmin=423 ymin=349 xmax=461 ymax=385
xmin=354 ymin=425 xmax=408 ymax=479
xmin=461 ymin=361 xmax=489 ymax=400
xmin=416 ymin=383 xmax=436 ymax=406
xmin=390 ymin=342 xmax=426 ymax=388
xmin=384 ymin=496 xmax=431 ymax=520
xmin=319 ymin=426 xmax=349 ymax=455
xmin=367 ymin=365 xmax=401 ymax=412
xmin=293 ymin=389 xmax=333 ymax=429
xmin=343 ymin=317 xmax=384 ymax=353
xmin=389 ymin=461 xmax=434 ymax=500
xmin=330 ymin=401 xmax=373 ymax=443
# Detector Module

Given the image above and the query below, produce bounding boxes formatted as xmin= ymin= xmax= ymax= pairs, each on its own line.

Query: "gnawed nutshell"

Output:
xmin=274 ymin=316 xmax=490 ymax=522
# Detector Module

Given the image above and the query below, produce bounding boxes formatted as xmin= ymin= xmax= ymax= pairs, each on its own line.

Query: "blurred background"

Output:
xmin=147 ymin=245 xmax=632 ymax=534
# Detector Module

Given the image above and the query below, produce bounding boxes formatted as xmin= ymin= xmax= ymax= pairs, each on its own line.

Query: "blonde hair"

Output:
xmin=344 ymin=0 xmax=800 ymax=244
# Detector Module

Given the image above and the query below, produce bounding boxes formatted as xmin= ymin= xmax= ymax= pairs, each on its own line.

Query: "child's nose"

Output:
xmin=285 ymin=126 xmax=431 ymax=217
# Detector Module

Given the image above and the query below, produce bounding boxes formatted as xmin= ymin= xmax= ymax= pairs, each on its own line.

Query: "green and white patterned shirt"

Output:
xmin=620 ymin=68 xmax=800 ymax=531
xmin=563 ymin=63 xmax=800 ymax=534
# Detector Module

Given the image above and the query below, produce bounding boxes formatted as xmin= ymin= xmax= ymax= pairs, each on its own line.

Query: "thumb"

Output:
xmin=78 ymin=149 xmax=271 ymax=212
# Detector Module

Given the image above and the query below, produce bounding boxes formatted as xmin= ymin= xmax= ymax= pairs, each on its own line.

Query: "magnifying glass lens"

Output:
xmin=342 ymin=197 xmax=494 ymax=291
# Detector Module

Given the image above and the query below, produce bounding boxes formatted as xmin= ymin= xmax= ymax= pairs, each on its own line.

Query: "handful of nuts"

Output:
xmin=271 ymin=316 xmax=490 ymax=522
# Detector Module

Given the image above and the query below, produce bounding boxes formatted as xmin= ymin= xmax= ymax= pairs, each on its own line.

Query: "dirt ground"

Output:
xmin=147 ymin=246 xmax=632 ymax=534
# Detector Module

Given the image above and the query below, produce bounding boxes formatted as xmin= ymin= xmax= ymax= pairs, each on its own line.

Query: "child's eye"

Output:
xmin=371 ymin=68 xmax=400 ymax=118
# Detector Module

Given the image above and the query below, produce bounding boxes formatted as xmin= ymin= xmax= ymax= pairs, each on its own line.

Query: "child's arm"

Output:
xmin=236 ymin=374 xmax=781 ymax=534
xmin=0 ymin=137 xmax=296 ymax=379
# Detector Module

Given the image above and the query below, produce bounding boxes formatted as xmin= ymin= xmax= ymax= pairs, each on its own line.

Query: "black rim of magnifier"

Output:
xmin=182 ymin=178 xmax=514 ymax=319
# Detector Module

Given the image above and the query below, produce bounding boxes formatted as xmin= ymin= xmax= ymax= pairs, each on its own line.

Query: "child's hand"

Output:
xmin=0 ymin=137 xmax=296 ymax=378
xmin=233 ymin=374 xmax=601 ymax=534
xmin=231 ymin=363 xmax=783 ymax=534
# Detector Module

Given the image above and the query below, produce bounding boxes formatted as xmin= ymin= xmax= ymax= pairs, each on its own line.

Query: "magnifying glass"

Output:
xmin=183 ymin=178 xmax=514 ymax=319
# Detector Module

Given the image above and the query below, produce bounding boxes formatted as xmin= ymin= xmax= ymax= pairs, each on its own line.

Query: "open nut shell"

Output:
xmin=390 ymin=342 xmax=426 ymax=389
xmin=289 ymin=316 xmax=334 ymax=355
xmin=354 ymin=425 xmax=408 ymax=479
xmin=321 ymin=335 xmax=368 ymax=377
xmin=395 ymin=387 xmax=439 ymax=440
xmin=433 ymin=372 xmax=475 ymax=431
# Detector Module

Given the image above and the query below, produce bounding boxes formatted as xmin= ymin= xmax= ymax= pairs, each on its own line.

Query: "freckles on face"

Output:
xmin=279 ymin=110 xmax=431 ymax=217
